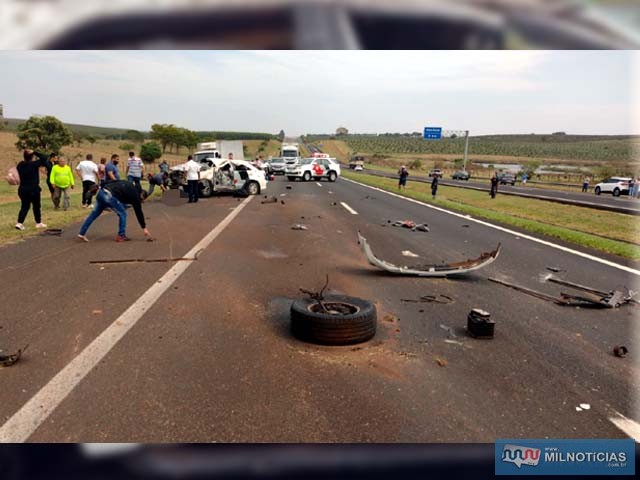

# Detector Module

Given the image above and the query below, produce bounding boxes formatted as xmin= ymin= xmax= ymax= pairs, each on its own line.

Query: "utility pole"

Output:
xmin=463 ymin=130 xmax=470 ymax=172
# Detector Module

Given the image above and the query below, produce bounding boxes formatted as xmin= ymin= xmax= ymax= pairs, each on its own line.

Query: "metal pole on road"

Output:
xmin=463 ymin=130 xmax=469 ymax=172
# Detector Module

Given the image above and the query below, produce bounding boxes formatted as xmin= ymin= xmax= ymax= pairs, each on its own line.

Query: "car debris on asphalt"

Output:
xmin=390 ymin=220 xmax=429 ymax=232
xmin=291 ymin=224 xmax=308 ymax=231
xmin=435 ymin=357 xmax=448 ymax=367
xmin=0 ymin=344 xmax=28 ymax=367
xmin=357 ymin=231 xmax=500 ymax=277
xmin=613 ymin=345 xmax=628 ymax=358
xmin=401 ymin=250 xmax=419 ymax=257
xmin=285 ymin=185 xmax=292 ymax=190
xmin=90 ymin=249 xmax=203 ymax=265
xmin=41 ymin=228 xmax=63 ymax=236
xmin=546 ymin=266 xmax=566 ymax=273
xmin=261 ymin=196 xmax=278 ymax=204
xmin=467 ymin=309 xmax=495 ymax=339
xmin=403 ymin=295 xmax=453 ymax=305
xmin=489 ymin=276 xmax=637 ymax=309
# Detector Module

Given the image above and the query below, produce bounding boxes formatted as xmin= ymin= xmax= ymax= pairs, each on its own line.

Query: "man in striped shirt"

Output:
xmin=126 ymin=151 xmax=144 ymax=194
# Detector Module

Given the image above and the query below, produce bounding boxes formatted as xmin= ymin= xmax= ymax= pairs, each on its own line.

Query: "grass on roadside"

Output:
xmin=343 ymin=170 xmax=640 ymax=261
xmin=0 ymin=180 xmax=164 ymax=246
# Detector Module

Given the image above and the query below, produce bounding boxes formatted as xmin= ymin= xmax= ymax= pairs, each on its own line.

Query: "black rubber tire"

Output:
xmin=613 ymin=188 xmax=620 ymax=197
xmin=303 ymin=172 xmax=312 ymax=182
xmin=595 ymin=187 xmax=601 ymax=195
xmin=290 ymin=295 xmax=376 ymax=345
xmin=328 ymin=171 xmax=337 ymax=182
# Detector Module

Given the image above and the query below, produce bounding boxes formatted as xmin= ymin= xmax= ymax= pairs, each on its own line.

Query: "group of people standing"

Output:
xmin=13 ymin=148 xmax=158 ymax=242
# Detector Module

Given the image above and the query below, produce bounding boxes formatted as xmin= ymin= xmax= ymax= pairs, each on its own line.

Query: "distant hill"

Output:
xmin=4 ymin=118 xmax=133 ymax=137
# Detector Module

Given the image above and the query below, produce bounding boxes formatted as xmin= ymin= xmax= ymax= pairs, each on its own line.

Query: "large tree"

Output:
xmin=150 ymin=123 xmax=177 ymax=153
xmin=140 ymin=142 xmax=163 ymax=163
xmin=15 ymin=115 xmax=73 ymax=152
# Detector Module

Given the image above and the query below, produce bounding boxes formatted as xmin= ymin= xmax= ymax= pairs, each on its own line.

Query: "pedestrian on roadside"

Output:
xmin=158 ymin=159 xmax=170 ymax=174
xmin=45 ymin=152 xmax=58 ymax=203
xmin=105 ymin=154 xmax=121 ymax=182
xmin=50 ymin=156 xmax=74 ymax=210
xmin=398 ymin=165 xmax=409 ymax=190
xmin=633 ymin=178 xmax=640 ymax=199
xmin=490 ymin=173 xmax=498 ymax=199
xmin=126 ymin=151 xmax=144 ymax=194
xmin=582 ymin=176 xmax=590 ymax=193
xmin=185 ymin=155 xmax=201 ymax=203
xmin=146 ymin=171 xmax=169 ymax=197
xmin=521 ymin=173 xmax=528 ymax=185
xmin=77 ymin=180 xmax=151 ymax=243
xmin=431 ymin=173 xmax=439 ymax=199
xmin=14 ymin=149 xmax=50 ymax=231
xmin=98 ymin=157 xmax=107 ymax=186
xmin=76 ymin=153 xmax=99 ymax=208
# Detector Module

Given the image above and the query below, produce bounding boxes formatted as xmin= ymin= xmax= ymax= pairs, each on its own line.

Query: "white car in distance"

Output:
xmin=287 ymin=157 xmax=341 ymax=182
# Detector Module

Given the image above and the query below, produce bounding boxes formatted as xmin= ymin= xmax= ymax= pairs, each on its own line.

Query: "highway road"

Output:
xmin=354 ymin=168 xmax=640 ymax=215
xmin=0 ymin=176 xmax=637 ymax=442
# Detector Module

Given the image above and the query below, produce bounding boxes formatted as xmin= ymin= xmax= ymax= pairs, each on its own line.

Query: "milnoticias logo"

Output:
xmin=502 ymin=444 xmax=542 ymax=468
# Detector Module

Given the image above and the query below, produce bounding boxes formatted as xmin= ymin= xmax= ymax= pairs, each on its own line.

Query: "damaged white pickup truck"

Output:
xmin=169 ymin=157 xmax=267 ymax=197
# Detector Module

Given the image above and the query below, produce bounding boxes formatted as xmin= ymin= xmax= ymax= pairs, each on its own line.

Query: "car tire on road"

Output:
xmin=199 ymin=180 xmax=213 ymax=197
xmin=595 ymin=187 xmax=601 ymax=195
xmin=328 ymin=171 xmax=337 ymax=182
xmin=245 ymin=181 xmax=260 ymax=196
xmin=303 ymin=172 xmax=312 ymax=182
xmin=613 ymin=188 xmax=620 ymax=197
xmin=290 ymin=295 xmax=377 ymax=346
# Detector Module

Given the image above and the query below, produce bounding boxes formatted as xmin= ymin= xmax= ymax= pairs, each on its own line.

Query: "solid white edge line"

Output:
xmin=342 ymin=177 xmax=640 ymax=276
xmin=340 ymin=201 xmax=358 ymax=215
xmin=316 ymin=182 xmax=323 ymax=187
xmin=0 ymin=196 xmax=254 ymax=442
xmin=609 ymin=414 xmax=640 ymax=442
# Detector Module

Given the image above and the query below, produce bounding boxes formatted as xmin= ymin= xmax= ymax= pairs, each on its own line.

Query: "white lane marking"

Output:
xmin=0 ymin=196 xmax=254 ymax=442
xmin=609 ymin=413 xmax=640 ymax=442
xmin=340 ymin=202 xmax=358 ymax=215
xmin=316 ymin=182 xmax=323 ymax=187
xmin=342 ymin=177 xmax=640 ymax=276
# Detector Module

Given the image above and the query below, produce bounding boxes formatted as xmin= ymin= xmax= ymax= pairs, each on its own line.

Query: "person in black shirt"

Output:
xmin=431 ymin=173 xmax=439 ymax=199
xmin=15 ymin=149 xmax=50 ymax=231
xmin=77 ymin=180 xmax=151 ymax=242
xmin=45 ymin=152 xmax=58 ymax=201
xmin=490 ymin=174 xmax=498 ymax=199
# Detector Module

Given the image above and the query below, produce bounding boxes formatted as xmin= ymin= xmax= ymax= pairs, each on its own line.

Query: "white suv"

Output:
xmin=287 ymin=157 xmax=341 ymax=182
xmin=594 ymin=177 xmax=632 ymax=197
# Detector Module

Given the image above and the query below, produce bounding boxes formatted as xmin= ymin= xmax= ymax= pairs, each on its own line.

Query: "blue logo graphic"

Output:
xmin=495 ymin=439 xmax=635 ymax=476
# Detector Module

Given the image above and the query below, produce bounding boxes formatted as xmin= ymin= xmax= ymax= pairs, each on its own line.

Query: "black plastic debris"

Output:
xmin=467 ymin=309 xmax=495 ymax=339
xmin=261 ymin=197 xmax=278 ymax=204
xmin=0 ymin=345 xmax=28 ymax=367
xmin=286 ymin=185 xmax=292 ymax=190
xmin=41 ymin=228 xmax=63 ymax=236
xmin=546 ymin=266 xmax=566 ymax=273
xmin=613 ymin=345 xmax=628 ymax=358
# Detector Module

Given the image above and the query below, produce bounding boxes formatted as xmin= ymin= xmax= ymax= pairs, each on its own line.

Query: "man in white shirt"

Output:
xmin=185 ymin=155 xmax=201 ymax=203
xmin=76 ymin=153 xmax=99 ymax=208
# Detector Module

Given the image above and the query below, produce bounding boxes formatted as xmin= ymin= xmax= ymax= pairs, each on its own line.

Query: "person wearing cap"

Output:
xmin=398 ymin=165 xmax=409 ymax=190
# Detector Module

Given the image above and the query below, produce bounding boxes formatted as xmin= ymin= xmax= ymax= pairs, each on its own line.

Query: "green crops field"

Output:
xmin=307 ymin=134 xmax=640 ymax=164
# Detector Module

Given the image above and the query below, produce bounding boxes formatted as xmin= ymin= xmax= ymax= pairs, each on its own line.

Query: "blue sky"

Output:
xmin=0 ymin=50 xmax=637 ymax=135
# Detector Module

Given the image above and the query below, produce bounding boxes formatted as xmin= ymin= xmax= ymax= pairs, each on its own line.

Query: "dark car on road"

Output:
xmin=451 ymin=170 xmax=470 ymax=181
xmin=498 ymin=173 xmax=516 ymax=186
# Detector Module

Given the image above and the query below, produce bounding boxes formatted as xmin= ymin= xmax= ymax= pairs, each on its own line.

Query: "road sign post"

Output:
xmin=463 ymin=130 xmax=469 ymax=172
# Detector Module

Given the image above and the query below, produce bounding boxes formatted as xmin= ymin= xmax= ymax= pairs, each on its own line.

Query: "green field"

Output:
xmin=342 ymin=170 xmax=640 ymax=260
xmin=308 ymin=134 xmax=640 ymax=165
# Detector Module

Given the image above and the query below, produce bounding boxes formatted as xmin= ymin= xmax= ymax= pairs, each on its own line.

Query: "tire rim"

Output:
xmin=308 ymin=302 xmax=359 ymax=315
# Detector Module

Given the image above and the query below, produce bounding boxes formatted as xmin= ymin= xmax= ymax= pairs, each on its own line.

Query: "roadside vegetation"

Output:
xmin=342 ymin=170 xmax=640 ymax=260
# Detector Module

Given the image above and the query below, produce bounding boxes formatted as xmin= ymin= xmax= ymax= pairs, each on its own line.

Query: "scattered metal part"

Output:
xmin=358 ymin=231 xmax=500 ymax=277
xmin=300 ymin=275 xmax=330 ymax=313
xmin=414 ymin=224 xmax=430 ymax=232
xmin=613 ymin=345 xmax=628 ymax=358
xmin=489 ymin=277 xmax=563 ymax=303
xmin=444 ymin=339 xmax=465 ymax=346
xmin=280 ymin=194 xmax=287 ymax=197
xmin=41 ymin=228 xmax=63 ymax=236
xmin=467 ymin=309 xmax=495 ymax=339
xmin=546 ymin=276 xmax=605 ymax=295
xmin=403 ymin=295 xmax=453 ymax=305
xmin=0 ymin=345 xmax=28 ymax=367
xmin=90 ymin=249 xmax=203 ymax=265
xmin=439 ymin=324 xmax=457 ymax=338
xmin=546 ymin=266 xmax=566 ymax=273
xmin=261 ymin=196 xmax=278 ymax=204
xmin=401 ymin=250 xmax=419 ymax=258
xmin=286 ymin=185 xmax=292 ymax=190
xmin=291 ymin=224 xmax=308 ymax=231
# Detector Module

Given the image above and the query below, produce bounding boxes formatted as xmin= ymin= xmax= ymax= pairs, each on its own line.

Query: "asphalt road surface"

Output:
xmin=0 ymin=176 xmax=638 ymax=443
xmin=354 ymin=168 xmax=640 ymax=215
